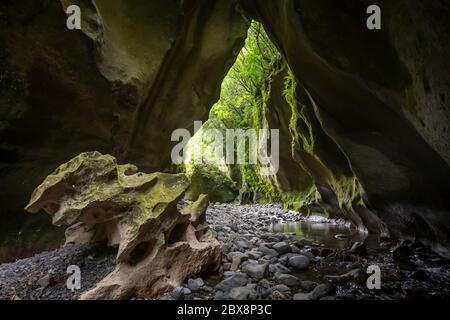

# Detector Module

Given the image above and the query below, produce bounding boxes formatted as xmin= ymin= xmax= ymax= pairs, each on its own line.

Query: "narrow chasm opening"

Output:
xmin=178 ymin=21 xmax=311 ymax=207
xmin=174 ymin=21 xmax=380 ymax=254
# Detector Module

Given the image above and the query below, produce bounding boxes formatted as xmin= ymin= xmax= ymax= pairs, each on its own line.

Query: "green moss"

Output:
xmin=184 ymin=164 xmax=238 ymax=203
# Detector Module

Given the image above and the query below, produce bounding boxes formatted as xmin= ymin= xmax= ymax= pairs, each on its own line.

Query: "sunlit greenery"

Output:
xmin=183 ymin=21 xmax=296 ymax=203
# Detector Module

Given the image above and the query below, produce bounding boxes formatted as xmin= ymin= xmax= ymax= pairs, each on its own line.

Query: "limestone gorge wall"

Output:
xmin=0 ymin=0 xmax=449 ymax=256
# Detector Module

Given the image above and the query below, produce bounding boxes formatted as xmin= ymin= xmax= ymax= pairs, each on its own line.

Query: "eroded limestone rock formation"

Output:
xmin=25 ymin=152 xmax=221 ymax=299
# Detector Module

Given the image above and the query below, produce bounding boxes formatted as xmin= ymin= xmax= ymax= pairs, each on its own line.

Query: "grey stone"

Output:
xmin=300 ymin=280 xmax=317 ymax=291
xmin=295 ymin=238 xmax=313 ymax=247
xmin=229 ymin=284 xmax=257 ymax=300
xmin=171 ymin=286 xmax=185 ymax=300
xmin=258 ymin=246 xmax=279 ymax=258
xmin=272 ymin=284 xmax=290 ymax=293
xmin=293 ymin=292 xmax=310 ymax=300
xmin=187 ymin=278 xmax=204 ymax=292
xmin=214 ymin=291 xmax=230 ymax=300
xmin=274 ymin=273 xmax=300 ymax=287
xmin=242 ymin=263 xmax=269 ymax=280
xmin=289 ymin=255 xmax=310 ymax=270
xmin=246 ymin=250 xmax=263 ymax=260
xmin=273 ymin=241 xmax=291 ymax=254
xmin=309 ymin=284 xmax=332 ymax=300
xmin=224 ymin=271 xmax=237 ymax=277
xmin=215 ymin=273 xmax=248 ymax=292
xmin=269 ymin=263 xmax=291 ymax=274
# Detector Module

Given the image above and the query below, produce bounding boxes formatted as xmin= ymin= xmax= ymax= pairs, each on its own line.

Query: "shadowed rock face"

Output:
xmin=25 ymin=152 xmax=221 ymax=299
xmin=0 ymin=0 xmax=248 ymax=254
xmin=1 ymin=0 xmax=450 ymax=255
xmin=241 ymin=0 xmax=450 ymax=254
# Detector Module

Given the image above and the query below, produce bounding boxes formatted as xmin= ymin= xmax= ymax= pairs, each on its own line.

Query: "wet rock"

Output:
xmin=300 ymin=280 xmax=318 ymax=291
xmin=183 ymin=287 xmax=192 ymax=299
xmin=256 ymin=279 xmax=272 ymax=298
xmin=246 ymin=251 xmax=264 ymax=260
xmin=171 ymin=286 xmax=185 ymax=300
xmin=258 ymin=246 xmax=279 ymax=258
xmin=236 ymin=240 xmax=251 ymax=251
xmin=269 ymin=263 xmax=291 ymax=274
xmin=294 ymin=238 xmax=313 ymax=247
xmin=309 ymin=284 xmax=332 ymax=300
xmin=289 ymin=255 xmax=310 ymax=270
xmin=278 ymin=255 xmax=289 ymax=266
xmin=242 ymin=263 xmax=269 ymax=280
xmin=224 ymin=271 xmax=236 ymax=278
xmin=293 ymin=292 xmax=310 ymax=300
xmin=215 ymin=273 xmax=248 ymax=292
xmin=273 ymin=241 xmax=291 ymax=254
xmin=300 ymin=251 xmax=316 ymax=260
xmin=274 ymin=273 xmax=300 ymax=287
xmin=228 ymin=252 xmax=246 ymax=271
xmin=214 ymin=291 xmax=230 ymax=300
xmin=202 ymin=286 xmax=213 ymax=293
xmin=187 ymin=278 xmax=204 ymax=292
xmin=272 ymin=284 xmax=290 ymax=293
xmin=350 ymin=242 xmax=367 ymax=256
xmin=229 ymin=284 xmax=257 ymax=300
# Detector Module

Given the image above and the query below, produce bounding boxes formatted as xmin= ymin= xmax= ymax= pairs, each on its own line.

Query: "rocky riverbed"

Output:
xmin=1 ymin=203 xmax=450 ymax=300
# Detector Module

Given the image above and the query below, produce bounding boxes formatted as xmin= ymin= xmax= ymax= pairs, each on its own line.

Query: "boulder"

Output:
xmin=229 ymin=284 xmax=257 ymax=300
xmin=274 ymin=273 xmax=300 ymax=287
xmin=288 ymin=255 xmax=310 ymax=270
xmin=25 ymin=152 xmax=221 ymax=299
xmin=309 ymin=284 xmax=332 ymax=300
xmin=272 ymin=241 xmax=291 ymax=254
xmin=242 ymin=263 xmax=269 ymax=280
xmin=215 ymin=273 xmax=248 ymax=292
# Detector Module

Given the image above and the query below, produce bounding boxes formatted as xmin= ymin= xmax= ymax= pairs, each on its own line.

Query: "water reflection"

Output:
xmin=272 ymin=219 xmax=377 ymax=249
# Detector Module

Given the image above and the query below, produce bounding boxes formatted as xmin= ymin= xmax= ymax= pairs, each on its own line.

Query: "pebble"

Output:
xmin=187 ymin=278 xmax=204 ymax=292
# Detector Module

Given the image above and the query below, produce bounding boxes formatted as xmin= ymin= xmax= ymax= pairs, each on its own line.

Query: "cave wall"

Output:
xmin=242 ymin=0 xmax=450 ymax=252
xmin=0 ymin=0 xmax=248 ymax=259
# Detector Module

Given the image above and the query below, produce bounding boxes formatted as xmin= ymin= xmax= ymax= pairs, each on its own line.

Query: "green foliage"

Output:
xmin=283 ymin=68 xmax=314 ymax=153
xmin=241 ymin=165 xmax=276 ymax=198
xmin=184 ymin=164 xmax=238 ymax=203
xmin=206 ymin=22 xmax=281 ymax=134
xmin=180 ymin=21 xmax=283 ymax=203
